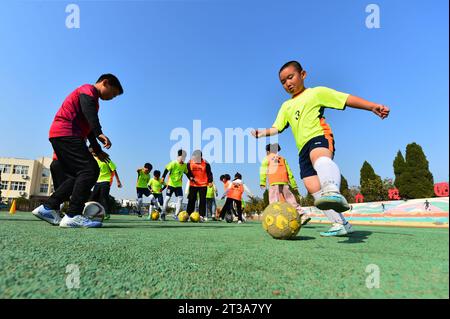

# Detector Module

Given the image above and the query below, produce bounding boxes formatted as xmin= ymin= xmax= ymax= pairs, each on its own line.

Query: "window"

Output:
xmin=13 ymin=165 xmax=29 ymax=175
xmin=42 ymin=168 xmax=50 ymax=177
xmin=40 ymin=184 xmax=49 ymax=193
xmin=0 ymin=181 xmax=8 ymax=190
xmin=10 ymin=182 xmax=26 ymax=191
xmin=0 ymin=164 xmax=11 ymax=174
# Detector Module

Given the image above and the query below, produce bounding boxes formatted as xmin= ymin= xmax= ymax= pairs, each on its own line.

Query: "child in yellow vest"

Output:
xmin=260 ymin=143 xmax=311 ymax=226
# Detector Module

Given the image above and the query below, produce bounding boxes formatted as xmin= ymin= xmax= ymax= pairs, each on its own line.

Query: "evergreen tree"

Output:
xmin=393 ymin=150 xmax=406 ymax=189
xmin=340 ymin=175 xmax=353 ymax=203
xmin=360 ymin=161 xmax=388 ymax=202
xmin=399 ymin=143 xmax=434 ymax=198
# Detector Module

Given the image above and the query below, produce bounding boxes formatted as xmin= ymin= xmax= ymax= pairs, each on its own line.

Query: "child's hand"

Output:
xmin=372 ymin=104 xmax=390 ymax=119
xmin=251 ymin=129 xmax=261 ymax=138
xmin=96 ymin=151 xmax=110 ymax=163
xmin=117 ymin=182 xmax=122 ymax=188
xmin=98 ymin=134 xmax=112 ymax=149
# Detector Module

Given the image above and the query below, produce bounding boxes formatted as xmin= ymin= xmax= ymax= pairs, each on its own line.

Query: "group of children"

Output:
xmin=134 ymin=149 xmax=254 ymax=224
xmin=31 ymin=60 xmax=389 ymax=237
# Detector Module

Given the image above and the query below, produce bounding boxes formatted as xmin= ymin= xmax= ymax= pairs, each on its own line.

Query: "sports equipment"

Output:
xmin=82 ymin=201 xmax=105 ymax=222
xmin=261 ymin=202 xmax=301 ymax=239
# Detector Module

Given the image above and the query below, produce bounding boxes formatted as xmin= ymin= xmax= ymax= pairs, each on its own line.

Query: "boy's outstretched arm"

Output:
xmin=251 ymin=127 xmax=279 ymax=138
xmin=346 ymin=95 xmax=390 ymax=119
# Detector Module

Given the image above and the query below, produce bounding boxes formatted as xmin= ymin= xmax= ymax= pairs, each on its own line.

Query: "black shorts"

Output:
xmin=136 ymin=187 xmax=151 ymax=198
xmin=166 ymin=186 xmax=183 ymax=197
xmin=298 ymin=135 xmax=335 ymax=179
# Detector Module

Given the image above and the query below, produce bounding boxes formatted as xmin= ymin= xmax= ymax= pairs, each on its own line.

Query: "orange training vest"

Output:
xmin=227 ymin=182 xmax=244 ymax=201
xmin=189 ymin=159 xmax=208 ymax=187
xmin=267 ymin=154 xmax=289 ymax=185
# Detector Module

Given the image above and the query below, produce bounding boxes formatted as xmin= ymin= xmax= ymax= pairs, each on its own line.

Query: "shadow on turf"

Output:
xmin=338 ymin=231 xmax=372 ymax=244
xmin=290 ymin=236 xmax=316 ymax=241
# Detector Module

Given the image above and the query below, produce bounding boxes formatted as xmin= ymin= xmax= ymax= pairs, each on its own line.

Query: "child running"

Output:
xmin=161 ymin=149 xmax=189 ymax=219
xmin=260 ymin=143 xmax=311 ymax=225
xmin=89 ymin=150 xmax=122 ymax=220
xmin=147 ymin=170 xmax=166 ymax=220
xmin=220 ymin=172 xmax=254 ymax=224
xmin=32 ymin=74 xmax=123 ymax=228
xmin=136 ymin=163 xmax=153 ymax=217
xmin=252 ymin=60 xmax=389 ymax=237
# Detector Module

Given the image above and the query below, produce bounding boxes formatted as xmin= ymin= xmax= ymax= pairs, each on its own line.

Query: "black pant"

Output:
xmin=220 ymin=198 xmax=243 ymax=221
xmin=45 ymin=137 xmax=99 ymax=217
xmin=50 ymin=160 xmax=67 ymax=191
xmin=187 ymin=186 xmax=207 ymax=217
xmin=89 ymin=182 xmax=111 ymax=214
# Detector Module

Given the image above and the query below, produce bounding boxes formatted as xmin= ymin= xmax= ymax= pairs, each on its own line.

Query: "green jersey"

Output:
xmin=148 ymin=178 xmax=165 ymax=194
xmin=206 ymin=184 xmax=217 ymax=199
xmin=95 ymin=158 xmax=117 ymax=183
xmin=136 ymin=169 xmax=151 ymax=188
xmin=165 ymin=160 xmax=188 ymax=188
xmin=272 ymin=87 xmax=349 ymax=152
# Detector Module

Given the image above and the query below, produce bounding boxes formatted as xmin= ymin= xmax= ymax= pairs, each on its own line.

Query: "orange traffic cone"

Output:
xmin=9 ymin=199 xmax=16 ymax=215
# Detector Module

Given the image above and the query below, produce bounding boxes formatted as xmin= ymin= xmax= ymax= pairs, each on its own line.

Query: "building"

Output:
xmin=0 ymin=157 xmax=54 ymax=205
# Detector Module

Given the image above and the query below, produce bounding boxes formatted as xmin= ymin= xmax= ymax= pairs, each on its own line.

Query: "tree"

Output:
xmin=360 ymin=161 xmax=388 ymax=202
xmin=398 ymin=143 xmax=434 ymax=199
xmin=393 ymin=150 xmax=406 ymax=189
xmin=340 ymin=175 xmax=353 ymax=203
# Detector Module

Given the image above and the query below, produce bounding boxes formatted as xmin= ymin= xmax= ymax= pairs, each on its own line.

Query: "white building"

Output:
xmin=0 ymin=157 xmax=54 ymax=204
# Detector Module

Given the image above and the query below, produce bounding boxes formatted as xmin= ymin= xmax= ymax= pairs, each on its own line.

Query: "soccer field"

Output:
xmin=0 ymin=212 xmax=448 ymax=299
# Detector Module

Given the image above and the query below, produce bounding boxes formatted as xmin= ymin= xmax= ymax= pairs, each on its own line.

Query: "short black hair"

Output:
xmin=279 ymin=61 xmax=303 ymax=74
xmin=177 ymin=149 xmax=187 ymax=157
xmin=225 ymin=174 xmax=231 ymax=180
xmin=96 ymin=74 xmax=124 ymax=95
xmin=266 ymin=143 xmax=281 ymax=153
xmin=144 ymin=163 xmax=152 ymax=171
xmin=234 ymin=172 xmax=242 ymax=180
xmin=154 ymin=170 xmax=161 ymax=177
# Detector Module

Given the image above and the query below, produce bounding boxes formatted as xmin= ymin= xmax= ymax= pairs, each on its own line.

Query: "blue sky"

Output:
xmin=0 ymin=0 xmax=448 ymax=201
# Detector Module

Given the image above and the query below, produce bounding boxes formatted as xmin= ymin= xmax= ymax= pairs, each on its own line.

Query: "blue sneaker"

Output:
xmin=320 ymin=223 xmax=354 ymax=237
xmin=59 ymin=214 xmax=102 ymax=228
xmin=314 ymin=192 xmax=350 ymax=213
xmin=32 ymin=205 xmax=62 ymax=226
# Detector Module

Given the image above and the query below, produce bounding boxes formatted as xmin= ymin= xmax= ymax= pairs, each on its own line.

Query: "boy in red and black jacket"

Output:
xmin=32 ymin=74 xmax=123 ymax=228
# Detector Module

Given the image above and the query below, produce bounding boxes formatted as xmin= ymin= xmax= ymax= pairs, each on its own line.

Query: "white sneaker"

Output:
xmin=32 ymin=205 xmax=61 ymax=226
xmin=320 ymin=222 xmax=353 ymax=237
xmin=238 ymin=220 xmax=242 ymax=224
xmin=59 ymin=214 xmax=102 ymax=228
xmin=344 ymin=222 xmax=354 ymax=234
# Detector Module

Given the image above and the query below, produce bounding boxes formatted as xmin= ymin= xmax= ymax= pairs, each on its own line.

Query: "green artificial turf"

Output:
xmin=0 ymin=211 xmax=448 ymax=299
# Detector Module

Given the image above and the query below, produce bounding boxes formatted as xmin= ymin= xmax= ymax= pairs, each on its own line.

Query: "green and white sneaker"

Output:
xmin=314 ymin=192 xmax=350 ymax=213
xmin=320 ymin=222 xmax=354 ymax=237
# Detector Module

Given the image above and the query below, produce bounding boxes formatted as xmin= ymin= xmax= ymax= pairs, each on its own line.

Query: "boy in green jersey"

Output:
xmin=148 ymin=170 xmax=167 ymax=220
xmin=206 ymin=181 xmax=218 ymax=220
xmin=161 ymin=149 xmax=189 ymax=219
xmin=89 ymin=151 xmax=122 ymax=220
xmin=252 ymin=61 xmax=390 ymax=237
xmin=136 ymin=163 xmax=152 ymax=217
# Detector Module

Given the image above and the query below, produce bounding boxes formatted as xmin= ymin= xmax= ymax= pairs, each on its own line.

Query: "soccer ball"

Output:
xmin=82 ymin=201 xmax=105 ymax=222
xmin=225 ymin=211 xmax=234 ymax=223
xmin=178 ymin=211 xmax=189 ymax=222
xmin=190 ymin=212 xmax=200 ymax=223
xmin=261 ymin=202 xmax=301 ymax=240
xmin=150 ymin=210 xmax=160 ymax=221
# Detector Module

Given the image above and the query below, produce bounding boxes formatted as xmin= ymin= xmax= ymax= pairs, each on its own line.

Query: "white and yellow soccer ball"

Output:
xmin=261 ymin=202 xmax=301 ymax=240
xmin=150 ymin=210 xmax=160 ymax=221
xmin=82 ymin=201 xmax=106 ymax=222
xmin=178 ymin=211 xmax=189 ymax=222
xmin=190 ymin=211 xmax=200 ymax=223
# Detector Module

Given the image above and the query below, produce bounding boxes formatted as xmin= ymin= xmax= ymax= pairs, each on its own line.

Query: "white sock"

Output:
xmin=137 ymin=198 xmax=143 ymax=213
xmin=175 ymin=196 xmax=183 ymax=215
xmin=313 ymin=157 xmax=341 ymax=193
xmin=163 ymin=196 xmax=171 ymax=213
xmin=326 ymin=210 xmax=348 ymax=225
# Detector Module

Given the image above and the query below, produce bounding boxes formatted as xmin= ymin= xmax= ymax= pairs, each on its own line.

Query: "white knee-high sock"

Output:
xmin=313 ymin=157 xmax=341 ymax=193
xmin=163 ymin=196 xmax=170 ymax=213
xmin=137 ymin=198 xmax=143 ymax=213
xmin=175 ymin=196 xmax=183 ymax=215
